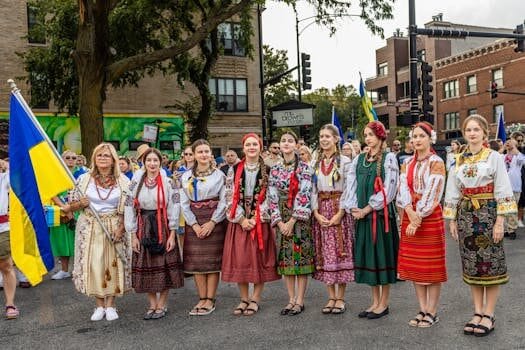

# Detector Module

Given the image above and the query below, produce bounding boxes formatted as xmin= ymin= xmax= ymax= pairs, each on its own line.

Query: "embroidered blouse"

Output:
xmin=396 ymin=154 xmax=445 ymax=218
xmin=124 ymin=174 xmax=180 ymax=235
xmin=268 ymin=160 xmax=313 ymax=227
xmin=311 ymin=154 xmax=352 ymax=211
xmin=346 ymin=152 xmax=399 ymax=210
xmin=224 ymin=164 xmax=270 ymax=224
xmin=443 ymin=148 xmax=517 ymax=220
xmin=179 ymin=169 xmax=227 ymax=226
xmin=504 ymin=152 xmax=525 ymax=193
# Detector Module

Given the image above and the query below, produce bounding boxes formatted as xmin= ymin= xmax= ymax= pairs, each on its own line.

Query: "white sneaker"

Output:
xmin=90 ymin=307 xmax=105 ymax=321
xmin=51 ymin=270 xmax=71 ymax=280
xmin=105 ymin=307 xmax=119 ymax=321
xmin=518 ymin=220 xmax=525 ymax=228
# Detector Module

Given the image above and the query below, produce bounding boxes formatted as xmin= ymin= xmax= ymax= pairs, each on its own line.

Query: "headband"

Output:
xmin=242 ymin=133 xmax=263 ymax=150
xmin=410 ymin=122 xmax=437 ymax=144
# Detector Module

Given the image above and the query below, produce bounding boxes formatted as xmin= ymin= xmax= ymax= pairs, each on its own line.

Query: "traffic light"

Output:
xmin=420 ymin=62 xmax=434 ymax=121
xmin=269 ymin=117 xmax=277 ymax=141
xmin=514 ymin=24 xmax=524 ymax=53
xmin=301 ymin=53 xmax=312 ymax=90
xmin=490 ymin=81 xmax=498 ymax=99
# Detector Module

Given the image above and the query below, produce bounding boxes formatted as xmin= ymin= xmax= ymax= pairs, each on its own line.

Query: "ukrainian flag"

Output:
xmin=9 ymin=92 xmax=74 ymax=285
xmin=359 ymin=76 xmax=378 ymax=122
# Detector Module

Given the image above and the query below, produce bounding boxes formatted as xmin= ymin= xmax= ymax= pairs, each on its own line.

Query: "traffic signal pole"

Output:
xmin=294 ymin=4 xmax=302 ymax=101
xmin=408 ymin=0 xmax=420 ymax=122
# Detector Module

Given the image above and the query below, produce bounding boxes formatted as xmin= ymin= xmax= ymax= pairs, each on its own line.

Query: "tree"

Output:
xmin=22 ymin=0 xmax=394 ymax=156
xmin=263 ymin=45 xmax=297 ymax=111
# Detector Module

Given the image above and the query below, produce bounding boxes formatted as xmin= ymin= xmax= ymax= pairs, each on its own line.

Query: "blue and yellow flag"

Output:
xmin=359 ymin=76 xmax=378 ymax=122
xmin=9 ymin=92 xmax=74 ymax=285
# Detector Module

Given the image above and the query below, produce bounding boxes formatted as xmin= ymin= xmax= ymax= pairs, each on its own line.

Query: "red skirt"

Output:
xmin=221 ymin=221 xmax=280 ymax=284
xmin=398 ymin=205 xmax=447 ymax=284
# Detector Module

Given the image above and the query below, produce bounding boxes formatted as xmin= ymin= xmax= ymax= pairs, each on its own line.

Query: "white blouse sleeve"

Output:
xmin=179 ymin=180 xmax=197 ymax=226
xmin=339 ymin=157 xmax=352 ymax=210
xmin=492 ymin=152 xmax=518 ymax=215
xmin=166 ymin=178 xmax=180 ymax=231
xmin=443 ymin=164 xmax=461 ymax=220
xmin=345 ymin=156 xmax=359 ymax=211
xmin=224 ymin=166 xmax=245 ymax=223
xmin=396 ymin=159 xmax=412 ymax=209
xmin=369 ymin=153 xmax=399 ymax=210
xmin=415 ymin=158 xmax=446 ymax=218
xmin=124 ymin=179 xmax=138 ymax=235
xmin=211 ymin=173 xmax=227 ymax=224
xmin=268 ymin=168 xmax=282 ymax=227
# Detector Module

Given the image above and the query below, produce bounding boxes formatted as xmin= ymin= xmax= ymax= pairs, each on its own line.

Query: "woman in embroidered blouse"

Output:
xmin=268 ymin=131 xmax=314 ymax=316
xmin=311 ymin=124 xmax=355 ymax=315
xmin=222 ymin=133 xmax=280 ymax=316
xmin=444 ymin=115 xmax=517 ymax=337
xmin=125 ymin=147 xmax=184 ymax=320
xmin=446 ymin=140 xmax=462 ymax=172
xmin=396 ymin=122 xmax=447 ymax=328
xmin=66 ymin=143 xmax=131 ymax=322
xmin=180 ymin=139 xmax=227 ymax=316
xmin=348 ymin=121 xmax=399 ymax=320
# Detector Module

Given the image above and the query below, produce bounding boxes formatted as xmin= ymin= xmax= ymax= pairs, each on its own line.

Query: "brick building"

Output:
xmin=0 ymin=0 xmax=262 ymax=156
xmin=435 ymin=40 xmax=525 ymax=139
xmin=365 ymin=14 xmax=515 ymax=138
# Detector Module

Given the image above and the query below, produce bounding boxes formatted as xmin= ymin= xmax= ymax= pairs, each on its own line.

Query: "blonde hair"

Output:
xmin=61 ymin=150 xmax=76 ymax=158
xmin=299 ymin=145 xmax=312 ymax=163
xmin=90 ymin=142 xmax=121 ymax=178
xmin=462 ymin=114 xmax=489 ymax=140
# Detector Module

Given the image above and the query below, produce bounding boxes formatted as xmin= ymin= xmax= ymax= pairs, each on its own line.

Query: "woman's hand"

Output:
xmin=405 ymin=223 xmax=417 ymax=236
xmin=201 ymin=221 xmax=216 ymax=238
xmin=449 ymin=220 xmax=458 ymax=241
xmin=166 ymin=232 xmax=176 ymax=252
xmin=406 ymin=207 xmax=422 ymax=228
xmin=192 ymin=223 xmax=203 ymax=238
xmin=79 ymin=197 xmax=90 ymax=208
xmin=132 ymin=235 xmax=140 ymax=253
xmin=112 ymin=227 xmax=124 ymax=242
xmin=328 ymin=211 xmax=344 ymax=226
xmin=314 ymin=212 xmax=330 ymax=226
xmin=241 ymin=218 xmax=255 ymax=231
xmin=493 ymin=218 xmax=504 ymax=244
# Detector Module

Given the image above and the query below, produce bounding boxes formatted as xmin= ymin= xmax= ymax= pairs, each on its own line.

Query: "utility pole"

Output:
xmin=408 ymin=0 xmax=419 ymax=122
xmin=257 ymin=5 xmax=267 ymax=146
xmin=294 ymin=4 xmax=302 ymax=101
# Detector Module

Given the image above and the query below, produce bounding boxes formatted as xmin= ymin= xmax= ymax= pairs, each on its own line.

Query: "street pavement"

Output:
xmin=2 ymin=231 xmax=525 ymax=350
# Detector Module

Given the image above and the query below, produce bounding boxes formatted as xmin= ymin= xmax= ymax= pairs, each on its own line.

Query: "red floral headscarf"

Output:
xmin=366 ymin=121 xmax=387 ymax=140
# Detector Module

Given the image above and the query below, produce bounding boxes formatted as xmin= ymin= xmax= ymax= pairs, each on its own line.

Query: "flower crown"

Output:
xmin=409 ymin=123 xmax=437 ymax=144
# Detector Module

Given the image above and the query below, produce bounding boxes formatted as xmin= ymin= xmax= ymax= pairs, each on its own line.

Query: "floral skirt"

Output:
xmin=457 ymin=199 xmax=509 ymax=286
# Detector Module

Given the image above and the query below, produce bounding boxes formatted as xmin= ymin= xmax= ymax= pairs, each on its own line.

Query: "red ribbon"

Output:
xmin=229 ymin=159 xmax=245 ymax=220
xmin=287 ymin=170 xmax=299 ymax=209
xmin=372 ymin=176 xmax=389 ymax=244
xmin=251 ymin=186 xmax=266 ymax=251
xmin=156 ymin=175 xmax=167 ymax=244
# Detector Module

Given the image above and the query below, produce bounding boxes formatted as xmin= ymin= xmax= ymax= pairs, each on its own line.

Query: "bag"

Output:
xmin=140 ymin=236 xmax=165 ymax=255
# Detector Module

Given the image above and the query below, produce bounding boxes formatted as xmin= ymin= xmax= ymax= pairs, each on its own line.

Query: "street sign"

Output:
xmin=143 ymin=124 xmax=158 ymax=142
xmin=173 ymin=140 xmax=181 ymax=151
xmin=273 ymin=108 xmax=313 ymax=127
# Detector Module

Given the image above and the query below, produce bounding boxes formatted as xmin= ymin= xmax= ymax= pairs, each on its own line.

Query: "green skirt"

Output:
xmin=354 ymin=206 xmax=399 ymax=286
xmin=50 ymin=222 xmax=75 ymax=257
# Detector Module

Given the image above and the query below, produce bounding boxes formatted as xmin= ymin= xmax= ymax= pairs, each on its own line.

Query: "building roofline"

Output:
xmin=435 ymin=39 xmax=515 ymax=68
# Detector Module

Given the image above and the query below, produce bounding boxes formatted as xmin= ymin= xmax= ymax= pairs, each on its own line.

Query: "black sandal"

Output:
xmin=474 ymin=315 xmax=496 ymax=337
xmin=418 ymin=313 xmax=439 ymax=328
xmin=189 ymin=298 xmax=207 ymax=316
xmin=322 ymin=299 xmax=336 ymax=314
xmin=243 ymin=300 xmax=260 ymax=316
xmin=288 ymin=304 xmax=305 ymax=316
xmin=280 ymin=302 xmax=295 ymax=316
xmin=233 ymin=300 xmax=249 ymax=316
xmin=408 ymin=311 xmax=426 ymax=327
xmin=198 ymin=298 xmax=216 ymax=316
xmin=464 ymin=313 xmax=483 ymax=335
xmin=331 ymin=299 xmax=346 ymax=314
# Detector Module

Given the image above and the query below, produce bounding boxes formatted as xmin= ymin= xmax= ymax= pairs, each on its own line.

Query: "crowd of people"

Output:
xmin=0 ymin=114 xmax=519 ymax=338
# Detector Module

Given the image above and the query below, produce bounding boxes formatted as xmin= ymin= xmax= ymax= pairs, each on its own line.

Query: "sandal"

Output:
xmin=189 ymin=298 xmax=207 ymax=316
xmin=408 ymin=311 xmax=426 ymax=327
xmin=143 ymin=308 xmax=156 ymax=320
xmin=5 ymin=305 xmax=19 ymax=320
xmin=151 ymin=307 xmax=167 ymax=320
xmin=288 ymin=304 xmax=305 ymax=316
xmin=322 ymin=299 xmax=336 ymax=314
xmin=418 ymin=313 xmax=439 ymax=328
xmin=474 ymin=315 xmax=496 ymax=337
xmin=331 ymin=299 xmax=346 ymax=315
xmin=464 ymin=313 xmax=483 ymax=335
xmin=198 ymin=298 xmax=216 ymax=316
xmin=280 ymin=302 xmax=295 ymax=316
xmin=243 ymin=300 xmax=260 ymax=316
xmin=233 ymin=300 xmax=249 ymax=316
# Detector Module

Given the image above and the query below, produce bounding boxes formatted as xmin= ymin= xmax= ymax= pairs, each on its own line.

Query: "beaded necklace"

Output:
xmin=94 ymin=174 xmax=116 ymax=201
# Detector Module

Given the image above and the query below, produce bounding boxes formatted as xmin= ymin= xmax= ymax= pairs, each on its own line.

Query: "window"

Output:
xmin=27 ymin=4 xmax=45 ymax=44
xmin=417 ymin=49 xmax=426 ymax=62
xmin=444 ymin=112 xmax=460 ymax=130
xmin=368 ymin=90 xmax=378 ymax=103
xmin=377 ymin=62 xmax=388 ymax=76
xmin=492 ymin=68 xmax=503 ymax=87
xmin=400 ymin=81 xmax=410 ymax=98
xmin=493 ymin=104 xmax=504 ymax=123
xmin=468 ymin=108 xmax=478 ymax=116
xmin=378 ymin=114 xmax=389 ymax=129
xmin=443 ymin=80 xmax=459 ymax=99
xmin=466 ymin=75 xmax=477 ymax=94
xmin=217 ymin=22 xmax=245 ymax=56
xmin=209 ymin=78 xmax=248 ymax=112
xmin=29 ymin=71 xmax=49 ymax=109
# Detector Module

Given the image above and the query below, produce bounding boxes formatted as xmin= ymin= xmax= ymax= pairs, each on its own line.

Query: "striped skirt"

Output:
xmin=398 ymin=205 xmax=447 ymax=284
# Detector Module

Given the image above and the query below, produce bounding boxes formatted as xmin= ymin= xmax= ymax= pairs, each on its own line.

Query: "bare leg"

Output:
xmin=375 ymin=284 xmax=390 ymax=312
xmin=147 ymin=293 xmax=158 ymax=310
xmin=200 ymin=273 xmax=220 ymax=310
xmin=106 ymin=296 xmax=115 ymax=308
xmin=157 ymin=290 xmax=170 ymax=310
xmin=243 ymin=283 xmax=264 ymax=315
xmin=426 ymin=283 xmax=442 ymax=316
xmin=295 ymin=275 xmax=308 ymax=306
xmin=95 ymin=297 xmax=105 ymax=308
xmin=192 ymin=274 xmax=208 ymax=310
xmin=464 ymin=285 xmax=484 ymax=333
xmin=334 ymin=283 xmax=347 ymax=309
xmin=0 ymin=258 xmax=16 ymax=306
xmin=474 ymin=286 xmax=500 ymax=334
xmin=233 ymin=283 xmax=250 ymax=315
xmin=414 ymin=283 xmax=428 ymax=313
xmin=368 ymin=286 xmax=380 ymax=312
xmin=60 ymin=257 xmax=69 ymax=272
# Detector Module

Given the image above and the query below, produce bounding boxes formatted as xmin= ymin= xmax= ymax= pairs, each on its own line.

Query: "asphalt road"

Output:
xmin=2 ymin=231 xmax=525 ymax=350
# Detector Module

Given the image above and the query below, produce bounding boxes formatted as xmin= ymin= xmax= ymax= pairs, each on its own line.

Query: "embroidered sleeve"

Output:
xmin=344 ymin=156 xmax=359 ymax=211
xmin=211 ymin=172 xmax=227 ymax=224
xmin=293 ymin=162 xmax=312 ymax=221
xmin=268 ymin=165 xmax=282 ymax=227
xmin=117 ymin=175 xmax=130 ymax=215
xmin=180 ymin=176 xmax=197 ymax=226
xmin=369 ymin=153 xmax=399 ymax=210
xmin=396 ymin=160 xmax=412 ymax=210
xmin=493 ymin=152 xmax=518 ymax=215
xmin=68 ymin=175 xmax=84 ymax=203
xmin=443 ymin=164 xmax=461 ymax=220
xmin=124 ymin=178 xmax=138 ymax=235
xmin=166 ymin=178 xmax=180 ymax=231
xmin=416 ymin=159 xmax=446 ymax=218
xmin=339 ymin=157 xmax=352 ymax=211
xmin=225 ymin=166 xmax=245 ymax=223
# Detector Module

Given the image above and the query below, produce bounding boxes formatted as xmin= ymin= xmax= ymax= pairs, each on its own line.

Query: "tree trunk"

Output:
xmin=78 ymin=76 xmax=105 ymax=157
xmin=190 ymin=86 xmax=212 ymax=142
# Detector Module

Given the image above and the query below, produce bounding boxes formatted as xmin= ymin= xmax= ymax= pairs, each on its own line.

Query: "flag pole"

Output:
xmin=7 ymin=79 xmax=128 ymax=266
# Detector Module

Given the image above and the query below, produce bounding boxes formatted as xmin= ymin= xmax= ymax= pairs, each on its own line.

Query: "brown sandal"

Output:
xmin=243 ymin=300 xmax=260 ymax=316
xmin=233 ymin=300 xmax=249 ymax=316
xmin=322 ymin=299 xmax=336 ymax=314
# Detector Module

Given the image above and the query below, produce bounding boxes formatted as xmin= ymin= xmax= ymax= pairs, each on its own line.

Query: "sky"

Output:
xmin=262 ymin=0 xmax=525 ymax=90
